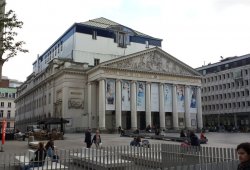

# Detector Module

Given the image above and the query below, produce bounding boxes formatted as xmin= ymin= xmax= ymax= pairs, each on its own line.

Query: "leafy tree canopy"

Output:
xmin=0 ymin=1 xmax=28 ymax=61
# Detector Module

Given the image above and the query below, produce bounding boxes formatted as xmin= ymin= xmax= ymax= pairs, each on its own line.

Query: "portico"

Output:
xmin=86 ymin=47 xmax=202 ymax=131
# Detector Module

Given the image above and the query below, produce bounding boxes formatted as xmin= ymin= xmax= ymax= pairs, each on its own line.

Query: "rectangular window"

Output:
xmin=58 ymin=44 xmax=60 ymax=53
xmin=242 ymin=102 xmax=246 ymax=107
xmin=8 ymin=102 xmax=11 ymax=108
xmin=92 ymin=31 xmax=97 ymax=40
xmin=117 ymin=32 xmax=129 ymax=48
xmin=7 ymin=122 xmax=10 ymax=128
xmin=61 ymin=41 xmax=63 ymax=51
xmin=145 ymin=41 xmax=149 ymax=48
xmin=7 ymin=111 xmax=10 ymax=118
xmin=49 ymin=93 xmax=51 ymax=104
xmin=94 ymin=58 xmax=100 ymax=66
xmin=0 ymin=110 xmax=3 ymax=117
xmin=1 ymin=102 xmax=4 ymax=107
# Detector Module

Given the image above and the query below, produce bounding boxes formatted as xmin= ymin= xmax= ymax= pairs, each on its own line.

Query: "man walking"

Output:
xmin=85 ymin=128 xmax=92 ymax=148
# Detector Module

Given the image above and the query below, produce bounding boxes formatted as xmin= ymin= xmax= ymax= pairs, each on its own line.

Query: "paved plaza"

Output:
xmin=2 ymin=132 xmax=250 ymax=155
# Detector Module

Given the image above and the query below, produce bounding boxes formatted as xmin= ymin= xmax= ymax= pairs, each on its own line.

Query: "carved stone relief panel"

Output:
xmin=68 ymin=98 xmax=84 ymax=109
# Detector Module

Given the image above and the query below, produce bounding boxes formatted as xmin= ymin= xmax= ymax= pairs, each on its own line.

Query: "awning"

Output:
xmin=37 ymin=118 xmax=69 ymax=125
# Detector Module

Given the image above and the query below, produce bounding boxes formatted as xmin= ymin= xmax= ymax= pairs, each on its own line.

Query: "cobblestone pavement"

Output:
xmin=1 ymin=132 xmax=250 ymax=155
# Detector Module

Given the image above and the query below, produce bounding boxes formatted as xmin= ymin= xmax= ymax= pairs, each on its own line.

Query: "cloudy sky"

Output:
xmin=3 ymin=0 xmax=250 ymax=81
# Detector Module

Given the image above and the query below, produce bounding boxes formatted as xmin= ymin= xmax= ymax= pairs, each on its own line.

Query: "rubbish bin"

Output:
xmin=28 ymin=136 xmax=34 ymax=144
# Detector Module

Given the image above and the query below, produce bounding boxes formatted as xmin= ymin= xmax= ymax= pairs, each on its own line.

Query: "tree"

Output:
xmin=0 ymin=0 xmax=28 ymax=80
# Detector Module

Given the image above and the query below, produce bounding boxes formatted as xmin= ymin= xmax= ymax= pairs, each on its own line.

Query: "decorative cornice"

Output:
xmin=101 ymin=66 xmax=202 ymax=79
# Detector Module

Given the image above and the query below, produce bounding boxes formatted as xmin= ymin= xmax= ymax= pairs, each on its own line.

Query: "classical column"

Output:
xmin=197 ymin=87 xmax=203 ymax=129
xmin=146 ymin=82 xmax=151 ymax=127
xmin=131 ymin=81 xmax=137 ymax=130
xmin=115 ymin=79 xmax=122 ymax=128
xmin=159 ymin=83 xmax=165 ymax=130
xmin=87 ymin=82 xmax=92 ymax=128
xmin=98 ymin=79 xmax=106 ymax=130
xmin=172 ymin=84 xmax=179 ymax=130
xmin=185 ymin=85 xmax=191 ymax=129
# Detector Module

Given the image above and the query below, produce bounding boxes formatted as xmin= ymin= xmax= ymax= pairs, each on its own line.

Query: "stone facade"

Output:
xmin=14 ymin=47 xmax=203 ymax=132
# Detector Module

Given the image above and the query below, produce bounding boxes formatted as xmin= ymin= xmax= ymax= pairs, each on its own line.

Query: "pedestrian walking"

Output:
xmin=237 ymin=142 xmax=250 ymax=170
xmin=84 ymin=128 xmax=92 ymax=148
xmin=92 ymin=130 xmax=102 ymax=148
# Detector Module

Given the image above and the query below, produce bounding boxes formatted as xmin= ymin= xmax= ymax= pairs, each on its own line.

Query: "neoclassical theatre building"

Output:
xmin=15 ymin=18 xmax=202 ymax=132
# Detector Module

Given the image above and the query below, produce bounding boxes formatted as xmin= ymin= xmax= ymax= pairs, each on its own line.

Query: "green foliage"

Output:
xmin=0 ymin=1 xmax=28 ymax=61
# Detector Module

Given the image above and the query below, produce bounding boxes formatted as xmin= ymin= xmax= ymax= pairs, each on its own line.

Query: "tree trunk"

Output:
xmin=0 ymin=58 xmax=4 ymax=81
xmin=0 ymin=0 xmax=6 ymax=80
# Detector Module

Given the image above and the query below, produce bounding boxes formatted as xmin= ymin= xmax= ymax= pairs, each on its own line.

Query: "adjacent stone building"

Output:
xmin=196 ymin=54 xmax=250 ymax=131
xmin=0 ymin=77 xmax=20 ymax=132
xmin=15 ymin=18 xmax=202 ymax=132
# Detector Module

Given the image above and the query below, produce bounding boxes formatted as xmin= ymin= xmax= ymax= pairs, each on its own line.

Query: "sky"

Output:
xmin=3 ymin=0 xmax=250 ymax=82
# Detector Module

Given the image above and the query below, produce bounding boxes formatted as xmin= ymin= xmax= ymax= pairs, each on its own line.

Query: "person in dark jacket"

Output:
xmin=180 ymin=130 xmax=186 ymax=138
xmin=190 ymin=131 xmax=200 ymax=147
xmin=237 ymin=142 xmax=250 ymax=170
xmin=22 ymin=142 xmax=46 ymax=170
xmin=85 ymin=128 xmax=92 ymax=148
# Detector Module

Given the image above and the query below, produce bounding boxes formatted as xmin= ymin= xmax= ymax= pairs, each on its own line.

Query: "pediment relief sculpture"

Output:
xmin=107 ymin=52 xmax=193 ymax=76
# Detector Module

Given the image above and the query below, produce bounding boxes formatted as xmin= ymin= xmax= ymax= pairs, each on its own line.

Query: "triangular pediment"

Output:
xmin=101 ymin=47 xmax=201 ymax=77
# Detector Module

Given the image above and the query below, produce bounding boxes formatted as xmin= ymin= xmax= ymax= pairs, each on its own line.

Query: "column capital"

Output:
xmin=97 ymin=78 xmax=106 ymax=82
xmin=87 ymin=81 xmax=95 ymax=85
xmin=131 ymin=80 xmax=137 ymax=84
xmin=146 ymin=81 xmax=151 ymax=85
xmin=116 ymin=79 xmax=122 ymax=83
xmin=159 ymin=82 xmax=164 ymax=86
xmin=197 ymin=86 xmax=202 ymax=90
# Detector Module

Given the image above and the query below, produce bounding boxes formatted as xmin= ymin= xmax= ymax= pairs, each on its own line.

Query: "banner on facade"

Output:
xmin=1 ymin=119 xmax=6 ymax=145
xmin=106 ymin=79 xmax=115 ymax=110
xmin=190 ymin=86 xmax=197 ymax=113
xmin=137 ymin=82 xmax=145 ymax=111
xmin=151 ymin=83 xmax=159 ymax=112
xmin=176 ymin=85 xmax=185 ymax=112
xmin=164 ymin=84 xmax=172 ymax=112
xmin=122 ymin=81 xmax=131 ymax=111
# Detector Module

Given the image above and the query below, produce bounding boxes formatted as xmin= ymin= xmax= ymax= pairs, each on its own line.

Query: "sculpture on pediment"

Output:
xmin=137 ymin=56 xmax=146 ymax=70
xmin=145 ymin=53 xmax=163 ymax=71
xmin=108 ymin=51 xmax=193 ymax=76
xmin=68 ymin=98 xmax=84 ymax=109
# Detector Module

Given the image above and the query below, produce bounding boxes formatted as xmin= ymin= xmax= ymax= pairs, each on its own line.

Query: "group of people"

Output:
xmin=22 ymin=139 xmax=58 ymax=170
xmin=180 ymin=130 xmax=208 ymax=147
xmin=84 ymin=129 xmax=102 ymax=148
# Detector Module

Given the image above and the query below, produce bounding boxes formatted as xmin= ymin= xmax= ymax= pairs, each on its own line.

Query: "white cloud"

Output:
xmin=3 ymin=0 xmax=250 ymax=81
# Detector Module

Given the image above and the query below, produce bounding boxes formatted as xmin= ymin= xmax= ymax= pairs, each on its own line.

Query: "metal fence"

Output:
xmin=0 ymin=143 xmax=239 ymax=170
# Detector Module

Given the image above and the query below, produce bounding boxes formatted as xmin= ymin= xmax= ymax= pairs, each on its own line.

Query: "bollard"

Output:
xmin=28 ymin=136 xmax=34 ymax=145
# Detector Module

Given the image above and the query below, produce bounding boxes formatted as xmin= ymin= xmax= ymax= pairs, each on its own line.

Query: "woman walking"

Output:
xmin=92 ymin=130 xmax=102 ymax=149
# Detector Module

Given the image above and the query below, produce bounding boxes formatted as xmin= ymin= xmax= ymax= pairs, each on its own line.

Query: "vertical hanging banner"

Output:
xmin=151 ymin=83 xmax=159 ymax=112
xmin=1 ymin=119 xmax=6 ymax=145
xmin=137 ymin=82 xmax=145 ymax=111
xmin=164 ymin=84 xmax=172 ymax=112
xmin=176 ymin=85 xmax=185 ymax=112
xmin=122 ymin=81 xmax=131 ymax=111
xmin=190 ymin=86 xmax=197 ymax=113
xmin=106 ymin=79 xmax=115 ymax=110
